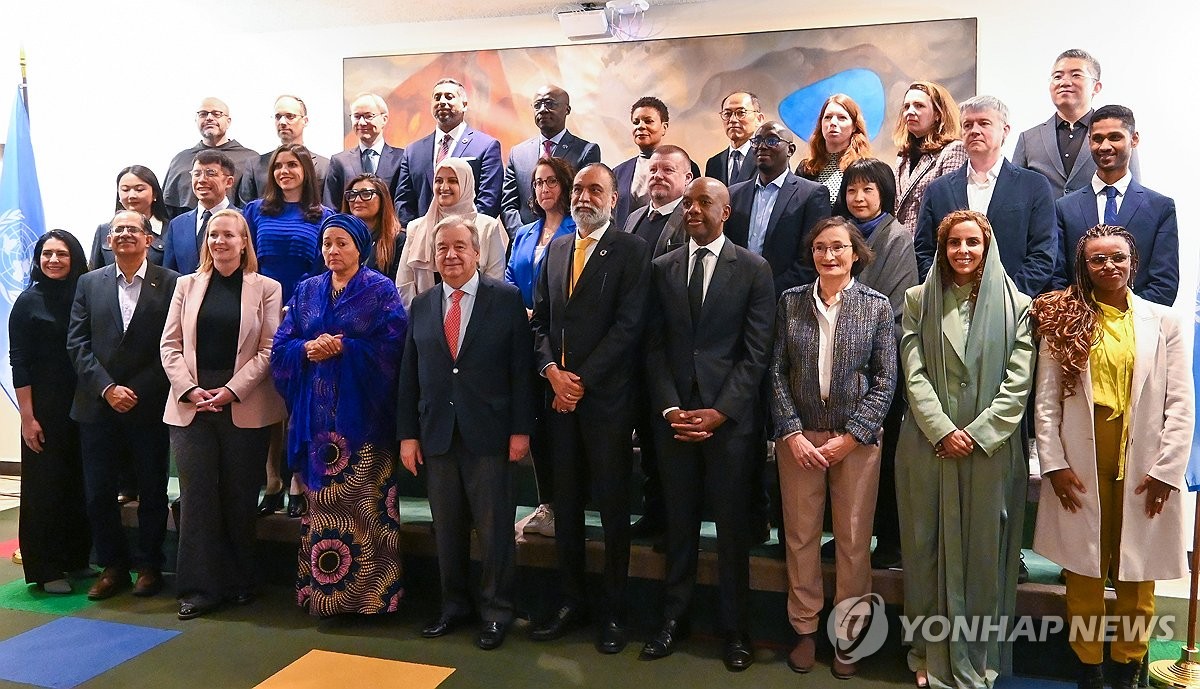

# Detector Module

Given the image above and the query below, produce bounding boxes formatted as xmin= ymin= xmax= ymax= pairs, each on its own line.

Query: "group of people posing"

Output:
xmin=11 ymin=46 xmax=1187 ymax=689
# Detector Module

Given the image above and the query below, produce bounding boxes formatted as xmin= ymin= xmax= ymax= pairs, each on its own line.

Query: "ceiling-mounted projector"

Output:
xmin=606 ymin=0 xmax=649 ymax=13
xmin=557 ymin=4 xmax=612 ymax=40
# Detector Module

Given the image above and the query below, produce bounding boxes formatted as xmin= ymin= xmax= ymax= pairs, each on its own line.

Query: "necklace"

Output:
xmin=331 ymin=285 xmax=346 ymax=301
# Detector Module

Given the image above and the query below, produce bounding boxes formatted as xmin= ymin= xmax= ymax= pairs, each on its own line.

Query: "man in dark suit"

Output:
xmin=639 ymin=177 xmax=775 ymax=672
xmin=612 ymin=97 xmax=702 ymax=231
xmin=323 ymin=93 xmax=405 ymax=209
xmin=528 ymin=163 xmax=650 ymax=654
xmin=1013 ymin=49 xmax=1140 ymax=198
xmin=704 ymin=92 xmax=765 ymax=187
xmin=163 ymin=97 xmax=259 ymax=217
xmin=68 ymin=210 xmax=180 ymax=600
xmin=915 ymin=95 xmax=1057 ymax=296
xmin=623 ymin=144 xmax=692 ymax=258
xmin=237 ymin=95 xmax=329 ymax=205
xmin=163 ymin=150 xmax=235 ymax=274
xmin=501 ymin=85 xmax=601 ymax=234
xmin=725 ymin=121 xmax=832 ymax=297
xmin=1054 ymin=104 xmax=1177 ymax=304
xmin=398 ymin=216 xmax=535 ymax=651
xmin=394 ymin=79 xmax=503 ymax=225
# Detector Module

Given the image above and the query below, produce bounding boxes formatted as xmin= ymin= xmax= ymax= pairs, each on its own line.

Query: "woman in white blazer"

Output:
xmin=1031 ymin=224 xmax=1193 ymax=689
xmin=160 ymin=209 xmax=286 ymax=621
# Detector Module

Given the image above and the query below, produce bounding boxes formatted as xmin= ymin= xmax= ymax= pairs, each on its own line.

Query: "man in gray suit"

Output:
xmin=623 ymin=145 xmax=693 ymax=258
xmin=1013 ymin=48 xmax=1139 ymax=198
xmin=501 ymin=85 xmax=601 ymax=234
xmin=704 ymin=92 xmax=765 ymax=187
xmin=237 ymin=95 xmax=329 ymax=205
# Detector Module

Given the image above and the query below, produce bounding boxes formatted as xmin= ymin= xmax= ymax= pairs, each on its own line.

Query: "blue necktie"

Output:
xmin=1103 ymin=185 xmax=1119 ymax=225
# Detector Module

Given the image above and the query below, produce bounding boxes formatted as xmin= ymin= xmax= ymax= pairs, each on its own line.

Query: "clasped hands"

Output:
xmin=547 ymin=364 xmax=584 ymax=413
xmin=104 ymin=384 xmax=139 ymax=413
xmin=935 ymin=429 xmax=975 ymax=459
xmin=400 ymin=434 xmax=530 ymax=476
xmin=784 ymin=431 xmax=860 ymax=470
xmin=665 ymin=408 xmax=726 ymax=442
xmin=186 ymin=386 xmax=236 ymax=412
xmin=1047 ymin=467 xmax=1175 ymax=518
xmin=305 ymin=333 xmax=344 ymax=362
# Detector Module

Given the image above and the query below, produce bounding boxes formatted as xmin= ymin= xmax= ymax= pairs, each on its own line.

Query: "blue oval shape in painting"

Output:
xmin=778 ymin=68 xmax=886 ymax=141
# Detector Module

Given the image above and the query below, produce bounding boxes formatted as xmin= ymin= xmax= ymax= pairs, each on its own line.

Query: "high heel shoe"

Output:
xmin=257 ymin=490 xmax=285 ymax=517
xmin=287 ymin=492 xmax=307 ymax=518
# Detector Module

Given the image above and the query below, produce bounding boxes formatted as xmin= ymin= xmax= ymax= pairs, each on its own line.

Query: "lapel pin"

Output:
xmin=599 ymin=249 xmax=608 ymax=257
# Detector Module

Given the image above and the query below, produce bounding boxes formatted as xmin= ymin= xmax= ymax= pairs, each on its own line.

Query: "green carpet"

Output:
xmin=0 ymin=577 xmax=95 ymax=616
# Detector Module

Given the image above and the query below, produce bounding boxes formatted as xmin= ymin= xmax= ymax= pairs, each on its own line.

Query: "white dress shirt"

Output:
xmin=442 ymin=270 xmax=479 ymax=354
xmin=688 ymin=233 xmax=725 ymax=300
xmin=966 ymin=157 xmax=1004 ymax=214
xmin=812 ymin=278 xmax=855 ymax=401
xmin=196 ymin=197 xmax=230 ymax=238
xmin=432 ymin=121 xmax=468 ymax=168
xmin=1092 ymin=171 xmax=1132 ymax=221
xmin=116 ymin=259 xmax=149 ymax=332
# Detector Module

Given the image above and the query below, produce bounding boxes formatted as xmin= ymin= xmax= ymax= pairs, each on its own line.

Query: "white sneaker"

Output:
xmin=523 ymin=504 xmax=555 ymax=537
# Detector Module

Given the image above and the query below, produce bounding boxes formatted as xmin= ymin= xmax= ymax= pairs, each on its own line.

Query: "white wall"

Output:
xmin=0 ymin=0 xmax=1189 ymax=453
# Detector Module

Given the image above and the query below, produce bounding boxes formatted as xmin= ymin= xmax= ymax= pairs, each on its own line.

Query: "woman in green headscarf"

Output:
xmin=896 ymin=209 xmax=1036 ymax=688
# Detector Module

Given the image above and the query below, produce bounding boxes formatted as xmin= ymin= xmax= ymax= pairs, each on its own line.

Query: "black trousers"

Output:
xmin=655 ymin=415 xmax=754 ymax=635
xmin=426 ymin=429 xmax=516 ymax=623
xmin=80 ymin=413 xmax=170 ymax=571
xmin=549 ymin=397 xmax=633 ymax=619
xmin=19 ymin=417 xmax=90 ymax=584
xmin=872 ymin=386 xmax=906 ymax=552
xmin=172 ymin=381 xmax=270 ymax=604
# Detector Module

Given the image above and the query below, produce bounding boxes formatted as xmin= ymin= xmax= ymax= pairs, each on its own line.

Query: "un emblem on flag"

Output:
xmin=0 ymin=208 xmax=38 ymax=300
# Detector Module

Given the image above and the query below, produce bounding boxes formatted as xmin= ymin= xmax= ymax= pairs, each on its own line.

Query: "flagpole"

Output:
xmin=18 ymin=47 xmax=28 ymax=112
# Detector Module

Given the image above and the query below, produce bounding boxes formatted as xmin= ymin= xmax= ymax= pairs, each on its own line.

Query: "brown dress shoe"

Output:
xmin=132 ymin=569 xmax=164 ymax=597
xmin=87 ymin=567 xmax=131 ymax=600
xmin=787 ymin=633 xmax=816 ymax=673
xmin=832 ymin=655 xmax=857 ymax=679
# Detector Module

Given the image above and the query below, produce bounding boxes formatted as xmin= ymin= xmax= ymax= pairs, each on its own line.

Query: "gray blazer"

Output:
xmin=623 ymin=202 xmax=686 ymax=259
xmin=769 ymin=280 xmax=896 ymax=444
xmin=1012 ymin=111 xmax=1141 ymax=198
xmin=501 ymin=130 xmax=601 ymax=233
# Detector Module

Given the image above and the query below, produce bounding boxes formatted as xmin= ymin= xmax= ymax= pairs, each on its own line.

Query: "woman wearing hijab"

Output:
xmin=271 ymin=213 xmax=407 ymax=617
xmin=896 ymin=209 xmax=1035 ymax=688
xmin=396 ymin=157 xmax=507 ymax=308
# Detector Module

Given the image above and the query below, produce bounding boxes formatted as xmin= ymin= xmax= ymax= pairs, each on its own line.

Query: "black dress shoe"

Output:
xmin=629 ymin=515 xmax=665 ymax=539
xmin=530 ymin=605 xmax=587 ymax=641
xmin=287 ymin=493 xmax=307 ymax=519
xmin=1111 ymin=659 xmax=1141 ymax=689
xmin=257 ymin=490 xmax=284 ymax=517
xmin=178 ymin=599 xmax=220 ymax=620
xmin=422 ymin=613 xmax=471 ymax=638
xmin=476 ymin=621 xmax=507 ymax=650
xmin=723 ymin=634 xmax=754 ymax=672
xmin=1077 ymin=662 xmax=1104 ymax=689
xmin=870 ymin=543 xmax=902 ymax=570
xmin=596 ymin=619 xmax=627 ymax=654
xmin=638 ymin=619 xmax=686 ymax=660
xmin=820 ymin=538 xmax=836 ymax=562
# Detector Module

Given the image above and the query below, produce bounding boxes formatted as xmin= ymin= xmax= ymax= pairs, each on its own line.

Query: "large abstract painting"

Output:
xmin=343 ymin=18 xmax=976 ymax=164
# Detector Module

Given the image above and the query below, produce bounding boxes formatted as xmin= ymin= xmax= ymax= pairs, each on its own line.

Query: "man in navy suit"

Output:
xmin=1054 ymin=104 xmax=1177 ymax=304
xmin=237 ymin=95 xmax=329 ymax=205
xmin=501 ymin=85 xmax=601 ymax=235
xmin=528 ymin=163 xmax=650 ymax=654
xmin=612 ymin=97 xmax=702 ymax=231
xmin=68 ymin=210 xmax=180 ymax=601
xmin=398 ymin=216 xmax=535 ymax=651
xmin=704 ymin=92 xmax=765 ymax=188
xmin=915 ymin=95 xmax=1057 ymax=296
xmin=324 ymin=93 xmax=405 ymax=208
xmin=1013 ymin=49 xmax=1140 ymax=199
xmin=640 ymin=177 xmax=775 ymax=672
xmin=394 ymin=79 xmax=503 ymax=225
xmin=725 ymin=121 xmax=832 ymax=297
xmin=163 ymin=151 xmax=235 ymax=274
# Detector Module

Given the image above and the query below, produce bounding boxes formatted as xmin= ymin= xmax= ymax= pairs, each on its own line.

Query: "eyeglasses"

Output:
xmin=1050 ymin=71 xmax=1097 ymax=85
xmin=196 ymin=110 xmax=226 ymax=120
xmin=812 ymin=243 xmax=851 ymax=256
xmin=190 ymin=169 xmax=228 ymax=179
xmin=1085 ymin=252 xmax=1130 ymax=267
xmin=344 ymin=188 xmax=379 ymax=201
xmin=275 ymin=112 xmax=301 ymax=122
xmin=109 ymin=225 xmax=147 ymax=236
xmin=719 ymin=108 xmax=759 ymax=122
xmin=533 ymin=99 xmax=561 ymax=112
xmin=351 ymin=112 xmax=381 ymax=122
xmin=749 ymin=135 xmax=789 ymax=148
xmin=532 ymin=178 xmax=560 ymax=189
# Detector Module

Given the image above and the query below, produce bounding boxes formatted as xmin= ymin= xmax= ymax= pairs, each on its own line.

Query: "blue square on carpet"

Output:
xmin=0 ymin=617 xmax=180 ymax=688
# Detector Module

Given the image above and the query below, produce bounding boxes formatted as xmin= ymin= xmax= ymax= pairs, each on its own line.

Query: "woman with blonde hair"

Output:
xmin=891 ymin=81 xmax=968 ymax=235
xmin=797 ymin=94 xmax=873 ymax=206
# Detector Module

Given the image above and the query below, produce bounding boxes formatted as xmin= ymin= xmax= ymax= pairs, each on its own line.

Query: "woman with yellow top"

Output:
xmin=1031 ymin=224 xmax=1193 ymax=689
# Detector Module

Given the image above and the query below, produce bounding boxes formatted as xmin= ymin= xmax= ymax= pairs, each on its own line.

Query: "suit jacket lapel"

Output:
xmin=1129 ymin=297 xmax=1158 ymax=412
xmin=1038 ymin=116 xmax=1067 ymax=179
xmin=699 ymin=241 xmax=737 ymax=325
xmin=986 ymin=162 xmax=1018 ymax=217
xmin=426 ymin=285 xmax=453 ymax=360
xmin=571 ymin=230 xmax=615 ymax=301
xmin=102 ymin=264 xmax=123 ymax=336
xmin=236 ymin=272 xmax=258 ymax=356
xmin=1073 ymin=186 xmax=1100 ymax=227
xmin=895 ymin=153 xmax=935 ymax=211
xmin=765 ymin=176 xmax=800 ymax=244
xmin=454 ymin=127 xmax=475 ymax=156
xmin=666 ymin=247 xmax=692 ymax=331
xmin=123 ymin=264 xmax=163 ymax=341
xmin=458 ymin=280 xmax=491 ymax=357
xmin=1116 ymin=183 xmax=1145 ymax=227
xmin=950 ymin=164 xmax=969 ymax=210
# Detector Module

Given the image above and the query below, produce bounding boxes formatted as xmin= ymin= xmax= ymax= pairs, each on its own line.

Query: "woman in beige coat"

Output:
xmin=1031 ymin=224 xmax=1193 ymax=689
xmin=161 ymin=209 xmax=286 ymax=620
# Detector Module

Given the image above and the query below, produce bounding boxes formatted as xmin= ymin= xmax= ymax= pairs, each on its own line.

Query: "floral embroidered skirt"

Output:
xmin=297 ymin=435 xmax=404 ymax=616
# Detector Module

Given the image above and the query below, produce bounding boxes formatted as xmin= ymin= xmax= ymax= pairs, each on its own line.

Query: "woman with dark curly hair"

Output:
xmin=896 ymin=209 xmax=1035 ymax=688
xmin=797 ymin=94 xmax=873 ymax=206
xmin=1031 ymin=225 xmax=1192 ymax=689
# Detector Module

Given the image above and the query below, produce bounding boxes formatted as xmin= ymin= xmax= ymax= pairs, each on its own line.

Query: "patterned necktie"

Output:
xmin=444 ymin=289 xmax=465 ymax=359
xmin=197 ymin=209 xmax=212 ymax=250
xmin=542 ymin=139 xmax=555 ymax=159
xmin=729 ymin=150 xmax=743 ymax=182
xmin=1103 ymin=185 xmax=1119 ymax=225
xmin=570 ymin=236 xmax=597 ymax=296
xmin=689 ymin=247 xmax=709 ymax=325
xmin=436 ymin=133 xmax=453 ymax=165
xmin=362 ymin=148 xmax=377 ymax=174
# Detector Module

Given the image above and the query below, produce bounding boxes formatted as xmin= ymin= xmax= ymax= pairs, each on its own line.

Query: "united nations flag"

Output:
xmin=0 ymin=85 xmax=45 ymax=408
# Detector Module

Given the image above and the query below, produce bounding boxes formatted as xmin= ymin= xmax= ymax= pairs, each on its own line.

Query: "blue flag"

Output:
xmin=1188 ymin=268 xmax=1200 ymax=491
xmin=0 ymin=86 xmax=45 ymax=408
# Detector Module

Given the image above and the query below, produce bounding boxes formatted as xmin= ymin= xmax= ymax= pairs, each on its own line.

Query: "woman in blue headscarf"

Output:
xmin=271 ymin=213 xmax=408 ymax=617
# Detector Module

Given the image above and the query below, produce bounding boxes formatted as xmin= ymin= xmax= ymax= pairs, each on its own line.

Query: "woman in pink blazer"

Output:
xmin=160 ymin=208 xmax=286 ymax=621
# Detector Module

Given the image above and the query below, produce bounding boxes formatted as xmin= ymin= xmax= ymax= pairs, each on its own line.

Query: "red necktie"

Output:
xmin=444 ymin=289 xmax=465 ymax=359
xmin=542 ymin=139 xmax=554 ymax=159
xmin=436 ymin=133 xmax=453 ymax=165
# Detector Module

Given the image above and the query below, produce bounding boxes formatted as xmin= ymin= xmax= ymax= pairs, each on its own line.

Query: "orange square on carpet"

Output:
xmin=255 ymin=650 xmax=454 ymax=689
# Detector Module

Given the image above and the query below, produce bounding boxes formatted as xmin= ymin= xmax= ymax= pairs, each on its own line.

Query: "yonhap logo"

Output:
xmin=827 ymin=593 xmax=888 ymax=663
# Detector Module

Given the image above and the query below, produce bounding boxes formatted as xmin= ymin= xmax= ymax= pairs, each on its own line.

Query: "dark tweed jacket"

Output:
xmin=769 ymin=280 xmax=897 ymax=444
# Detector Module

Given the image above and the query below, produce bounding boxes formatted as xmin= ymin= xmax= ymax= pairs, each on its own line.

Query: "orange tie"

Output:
xmin=569 ymin=236 xmax=596 ymax=297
